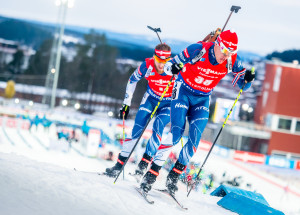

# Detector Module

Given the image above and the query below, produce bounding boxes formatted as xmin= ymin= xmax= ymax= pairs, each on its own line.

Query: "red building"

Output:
xmin=255 ymin=60 xmax=300 ymax=159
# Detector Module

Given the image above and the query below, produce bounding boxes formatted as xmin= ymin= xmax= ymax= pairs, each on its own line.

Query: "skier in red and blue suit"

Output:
xmin=106 ymin=43 xmax=175 ymax=179
xmin=139 ymin=30 xmax=255 ymax=195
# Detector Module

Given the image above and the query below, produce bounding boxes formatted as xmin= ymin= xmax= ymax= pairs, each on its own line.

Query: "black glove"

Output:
xmin=244 ymin=68 xmax=255 ymax=83
xmin=171 ymin=63 xmax=183 ymax=74
xmin=120 ymin=104 xmax=130 ymax=120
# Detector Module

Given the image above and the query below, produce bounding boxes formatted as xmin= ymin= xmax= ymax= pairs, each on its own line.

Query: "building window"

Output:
xmin=296 ymin=121 xmax=300 ymax=132
xmin=278 ymin=118 xmax=292 ymax=130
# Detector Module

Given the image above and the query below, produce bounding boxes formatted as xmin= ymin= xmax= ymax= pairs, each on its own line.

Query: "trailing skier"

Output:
xmin=105 ymin=43 xmax=175 ymax=179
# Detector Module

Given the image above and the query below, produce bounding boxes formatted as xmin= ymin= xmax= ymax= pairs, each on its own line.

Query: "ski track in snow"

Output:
xmin=0 ymin=125 xmax=300 ymax=215
xmin=0 ymin=148 xmax=235 ymax=215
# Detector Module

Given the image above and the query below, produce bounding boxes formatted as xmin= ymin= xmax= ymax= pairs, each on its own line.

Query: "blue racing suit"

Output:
xmin=153 ymin=42 xmax=251 ymax=166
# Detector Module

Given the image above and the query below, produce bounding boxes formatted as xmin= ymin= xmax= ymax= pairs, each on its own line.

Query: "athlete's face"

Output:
xmin=214 ymin=44 xmax=230 ymax=64
xmin=154 ymin=57 xmax=166 ymax=74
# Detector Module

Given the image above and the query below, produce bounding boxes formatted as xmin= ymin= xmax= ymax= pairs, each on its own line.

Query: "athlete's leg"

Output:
xmin=120 ymin=93 xmax=153 ymax=157
xmin=144 ymin=104 xmax=171 ymax=157
xmin=177 ymin=96 xmax=210 ymax=165
xmin=135 ymin=103 xmax=171 ymax=177
xmin=140 ymin=81 xmax=190 ymax=192
xmin=106 ymin=93 xmax=154 ymax=177
xmin=166 ymin=95 xmax=210 ymax=193
xmin=153 ymin=81 xmax=188 ymax=166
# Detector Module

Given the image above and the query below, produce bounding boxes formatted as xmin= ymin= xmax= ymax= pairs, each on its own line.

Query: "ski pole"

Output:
xmin=114 ymin=75 xmax=175 ymax=184
xmin=187 ymin=75 xmax=252 ymax=197
xmin=181 ymin=137 xmax=189 ymax=192
xmin=187 ymin=85 xmax=245 ymax=196
xmin=122 ymin=111 xmax=126 ymax=180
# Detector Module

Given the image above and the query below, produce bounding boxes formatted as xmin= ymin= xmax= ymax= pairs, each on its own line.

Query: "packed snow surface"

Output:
xmin=0 ymin=149 xmax=235 ymax=215
xmin=1 ymin=122 xmax=300 ymax=215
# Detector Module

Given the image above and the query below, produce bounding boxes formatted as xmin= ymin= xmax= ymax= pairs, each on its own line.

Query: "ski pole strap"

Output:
xmin=150 ymin=75 xmax=174 ymax=119
xmin=222 ymin=84 xmax=244 ymax=128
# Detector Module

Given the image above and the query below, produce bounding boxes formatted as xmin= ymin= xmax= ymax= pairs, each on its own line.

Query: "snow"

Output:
xmin=1 ymin=118 xmax=300 ymax=215
xmin=0 ymin=148 xmax=234 ymax=215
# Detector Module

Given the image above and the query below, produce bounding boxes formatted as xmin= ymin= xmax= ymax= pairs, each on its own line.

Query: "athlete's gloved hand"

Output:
xmin=120 ymin=104 xmax=130 ymax=120
xmin=244 ymin=68 xmax=255 ymax=83
xmin=171 ymin=63 xmax=183 ymax=74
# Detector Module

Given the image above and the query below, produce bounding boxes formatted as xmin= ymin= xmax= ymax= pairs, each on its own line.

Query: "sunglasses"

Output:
xmin=218 ymin=41 xmax=238 ymax=56
xmin=154 ymin=55 xmax=170 ymax=64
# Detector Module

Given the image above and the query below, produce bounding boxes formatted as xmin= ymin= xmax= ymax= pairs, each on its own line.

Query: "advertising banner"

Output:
xmin=213 ymin=144 xmax=230 ymax=158
xmin=295 ymin=160 xmax=300 ymax=170
xmin=265 ymin=156 xmax=295 ymax=169
xmin=233 ymin=150 xmax=265 ymax=164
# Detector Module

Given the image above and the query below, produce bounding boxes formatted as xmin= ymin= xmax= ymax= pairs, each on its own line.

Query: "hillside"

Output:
xmin=0 ymin=19 xmax=52 ymax=49
xmin=0 ymin=15 xmax=263 ymax=61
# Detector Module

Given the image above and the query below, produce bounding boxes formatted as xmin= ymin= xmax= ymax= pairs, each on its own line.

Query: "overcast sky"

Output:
xmin=1 ymin=0 xmax=300 ymax=55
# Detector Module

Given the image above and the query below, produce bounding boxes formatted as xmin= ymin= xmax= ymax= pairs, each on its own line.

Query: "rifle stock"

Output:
xmin=202 ymin=28 xmax=221 ymax=42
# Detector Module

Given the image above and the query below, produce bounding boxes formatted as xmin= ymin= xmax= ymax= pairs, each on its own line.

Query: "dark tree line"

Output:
xmin=0 ymin=19 xmax=52 ymax=49
xmin=266 ymin=49 xmax=300 ymax=63
xmin=19 ymin=30 xmax=147 ymax=107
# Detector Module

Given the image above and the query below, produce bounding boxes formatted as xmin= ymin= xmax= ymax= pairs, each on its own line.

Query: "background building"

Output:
xmin=255 ymin=60 xmax=300 ymax=159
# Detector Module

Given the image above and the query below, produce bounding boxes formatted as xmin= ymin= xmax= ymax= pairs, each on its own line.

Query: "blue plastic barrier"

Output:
xmin=211 ymin=185 xmax=284 ymax=215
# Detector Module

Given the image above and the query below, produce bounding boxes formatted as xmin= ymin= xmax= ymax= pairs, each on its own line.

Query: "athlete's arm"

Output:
xmin=123 ymin=61 xmax=148 ymax=106
xmin=231 ymin=55 xmax=251 ymax=91
xmin=164 ymin=43 xmax=204 ymax=75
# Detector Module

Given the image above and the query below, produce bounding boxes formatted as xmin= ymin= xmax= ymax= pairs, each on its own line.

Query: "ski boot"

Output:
xmin=140 ymin=163 xmax=161 ymax=193
xmin=105 ymin=154 xmax=127 ymax=177
xmin=166 ymin=161 xmax=186 ymax=195
xmin=133 ymin=153 xmax=152 ymax=182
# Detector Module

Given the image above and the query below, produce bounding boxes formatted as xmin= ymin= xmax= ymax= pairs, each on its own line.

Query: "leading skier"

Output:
xmin=139 ymin=30 xmax=255 ymax=195
xmin=105 ymin=43 xmax=175 ymax=179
